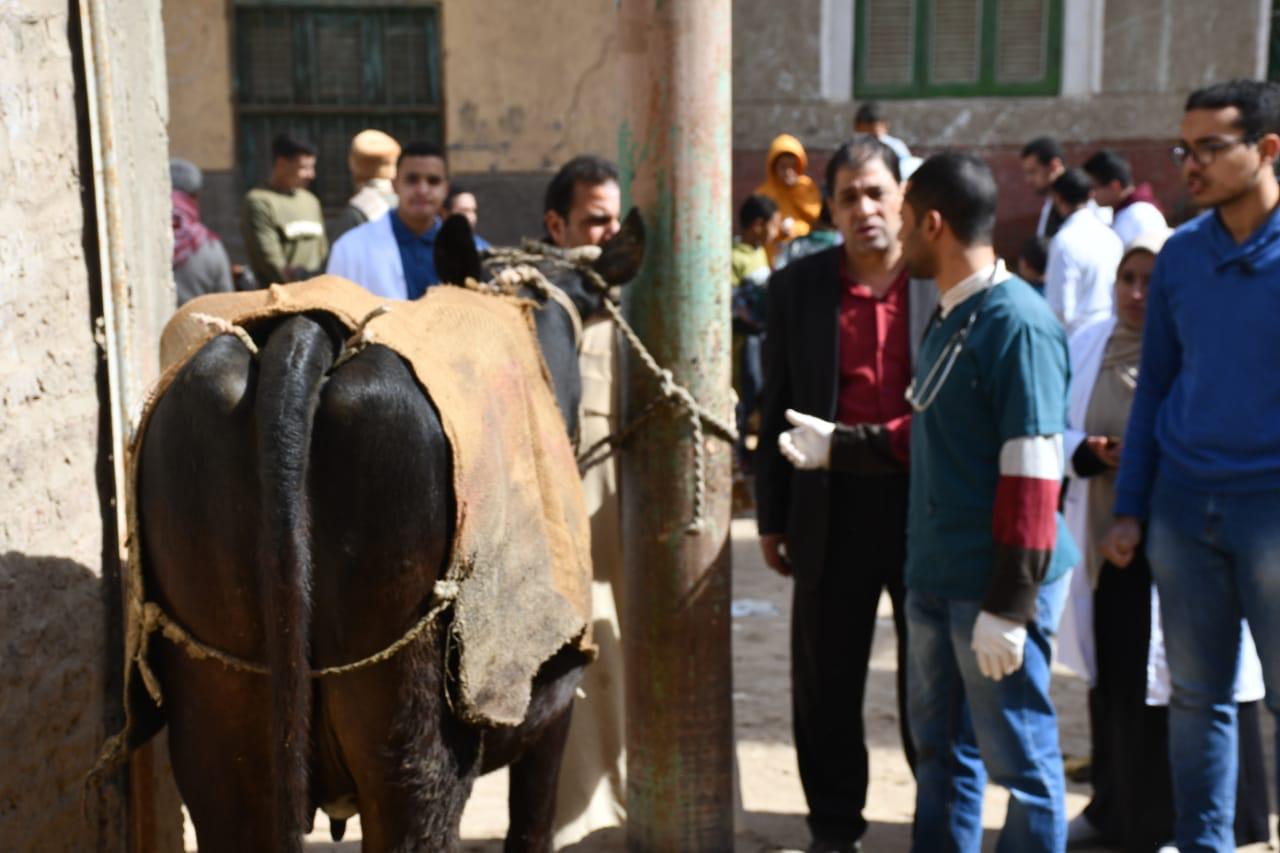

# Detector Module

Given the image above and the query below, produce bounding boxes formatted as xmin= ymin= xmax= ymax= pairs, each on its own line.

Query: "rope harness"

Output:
xmin=190 ymin=312 xmax=259 ymax=355
xmin=142 ymin=253 xmax=734 ymax=680
xmin=484 ymin=242 xmax=739 ymax=536
xmin=134 ymin=581 xmax=459 ymax=685
xmin=330 ymin=304 xmax=393 ymax=372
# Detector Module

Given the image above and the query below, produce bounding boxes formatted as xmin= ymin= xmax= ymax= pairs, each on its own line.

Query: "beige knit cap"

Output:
xmin=349 ymin=129 xmax=401 ymax=182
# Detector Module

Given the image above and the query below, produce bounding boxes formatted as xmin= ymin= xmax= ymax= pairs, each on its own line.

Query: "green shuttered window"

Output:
xmin=235 ymin=3 xmax=443 ymax=208
xmin=855 ymin=0 xmax=1062 ymax=98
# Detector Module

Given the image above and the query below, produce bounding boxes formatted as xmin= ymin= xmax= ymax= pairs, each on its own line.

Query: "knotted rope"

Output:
xmin=190 ymin=312 xmax=259 ymax=356
xmin=330 ymin=304 xmax=393 ymax=372
xmin=467 ymin=261 xmax=584 ymax=353
xmin=484 ymin=242 xmax=738 ymax=536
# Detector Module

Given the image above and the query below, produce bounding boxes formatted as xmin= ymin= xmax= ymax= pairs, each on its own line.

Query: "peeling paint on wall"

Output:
xmin=443 ymin=2 xmax=620 ymax=173
xmin=162 ymin=0 xmax=233 ymax=169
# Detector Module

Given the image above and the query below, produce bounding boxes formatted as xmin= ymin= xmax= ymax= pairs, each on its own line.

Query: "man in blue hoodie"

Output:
xmin=1102 ymin=79 xmax=1280 ymax=852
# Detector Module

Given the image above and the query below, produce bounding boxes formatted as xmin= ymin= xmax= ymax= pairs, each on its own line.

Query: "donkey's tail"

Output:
xmin=255 ymin=315 xmax=336 ymax=850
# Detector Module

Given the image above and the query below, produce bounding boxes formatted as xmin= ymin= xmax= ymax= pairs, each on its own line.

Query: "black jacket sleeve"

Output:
xmin=1071 ymin=440 xmax=1110 ymax=478
xmin=828 ymin=423 xmax=907 ymax=476
xmin=754 ymin=266 xmax=792 ymax=535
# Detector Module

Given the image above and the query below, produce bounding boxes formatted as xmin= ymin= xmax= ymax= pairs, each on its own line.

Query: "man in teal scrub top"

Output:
xmin=780 ymin=151 xmax=1077 ymax=852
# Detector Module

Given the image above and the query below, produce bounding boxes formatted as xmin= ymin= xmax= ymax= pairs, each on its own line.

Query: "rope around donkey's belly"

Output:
xmin=135 ymin=580 xmax=459 ymax=687
xmin=86 ymin=578 xmax=460 ymax=800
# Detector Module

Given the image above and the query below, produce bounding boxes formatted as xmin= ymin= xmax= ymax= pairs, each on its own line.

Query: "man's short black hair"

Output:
xmin=738 ymin=193 xmax=778 ymax=230
xmin=854 ymin=101 xmax=885 ymax=126
xmin=904 ymin=151 xmax=998 ymax=246
xmin=1021 ymin=136 xmax=1065 ymax=166
xmin=825 ymin=134 xmax=900 ymax=195
xmin=544 ymin=155 xmax=620 ymax=218
xmin=1185 ymin=79 xmax=1280 ymax=139
xmin=444 ymin=185 xmax=471 ymax=209
xmin=1018 ymin=236 xmax=1050 ymax=276
xmin=397 ymin=141 xmax=447 ymax=170
xmin=272 ymin=133 xmax=316 ymax=161
xmin=1051 ymin=168 xmax=1094 ymax=207
xmin=1082 ymin=149 xmax=1133 ymax=188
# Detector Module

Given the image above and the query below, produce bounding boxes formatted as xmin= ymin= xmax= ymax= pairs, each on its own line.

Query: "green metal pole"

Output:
xmin=618 ymin=1 xmax=734 ymax=850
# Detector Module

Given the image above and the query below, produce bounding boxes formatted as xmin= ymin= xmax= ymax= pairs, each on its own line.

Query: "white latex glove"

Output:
xmin=971 ymin=611 xmax=1027 ymax=681
xmin=778 ymin=408 xmax=834 ymax=470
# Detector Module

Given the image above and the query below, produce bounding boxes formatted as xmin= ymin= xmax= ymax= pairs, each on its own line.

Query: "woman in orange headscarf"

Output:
xmin=754 ymin=133 xmax=823 ymax=261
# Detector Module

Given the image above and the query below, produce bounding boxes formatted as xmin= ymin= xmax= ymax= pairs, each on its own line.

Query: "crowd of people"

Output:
xmin=750 ymin=81 xmax=1280 ymax=853
xmin=162 ymin=78 xmax=1280 ymax=853
xmin=167 ymin=132 xmax=634 ymax=846
xmin=168 ymin=131 xmax=497 ymax=306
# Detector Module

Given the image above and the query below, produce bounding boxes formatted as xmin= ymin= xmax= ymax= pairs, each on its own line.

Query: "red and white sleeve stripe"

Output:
xmin=985 ymin=435 xmax=1063 ymax=622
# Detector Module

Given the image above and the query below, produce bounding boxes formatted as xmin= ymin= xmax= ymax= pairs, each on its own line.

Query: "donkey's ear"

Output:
xmin=434 ymin=214 xmax=483 ymax=285
xmin=593 ymin=208 xmax=646 ymax=286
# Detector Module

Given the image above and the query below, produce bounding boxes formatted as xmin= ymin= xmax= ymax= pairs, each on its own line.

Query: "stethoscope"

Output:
xmin=903 ymin=266 xmax=999 ymax=414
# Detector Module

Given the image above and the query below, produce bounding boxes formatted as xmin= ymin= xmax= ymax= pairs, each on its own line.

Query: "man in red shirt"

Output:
xmin=756 ymin=137 xmax=937 ymax=853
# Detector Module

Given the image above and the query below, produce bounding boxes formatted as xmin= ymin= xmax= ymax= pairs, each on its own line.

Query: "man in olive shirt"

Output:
xmin=241 ymin=133 xmax=328 ymax=286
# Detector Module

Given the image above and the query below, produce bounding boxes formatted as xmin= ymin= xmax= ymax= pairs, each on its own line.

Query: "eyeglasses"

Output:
xmin=1169 ymin=136 xmax=1257 ymax=167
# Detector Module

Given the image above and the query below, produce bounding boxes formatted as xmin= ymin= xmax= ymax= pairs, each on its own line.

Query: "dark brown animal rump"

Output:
xmin=119 ymin=212 xmax=644 ymax=852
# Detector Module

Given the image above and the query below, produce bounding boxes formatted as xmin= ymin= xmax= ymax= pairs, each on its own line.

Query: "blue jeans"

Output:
xmin=907 ymin=573 xmax=1069 ymax=853
xmin=1146 ymin=476 xmax=1280 ymax=852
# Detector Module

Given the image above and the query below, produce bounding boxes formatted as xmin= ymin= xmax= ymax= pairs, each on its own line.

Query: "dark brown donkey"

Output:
xmin=137 ymin=213 xmax=644 ymax=851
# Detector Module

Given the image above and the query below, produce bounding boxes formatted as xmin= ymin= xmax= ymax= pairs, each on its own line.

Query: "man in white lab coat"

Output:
xmin=327 ymin=141 xmax=449 ymax=299
xmin=1043 ymin=169 xmax=1123 ymax=336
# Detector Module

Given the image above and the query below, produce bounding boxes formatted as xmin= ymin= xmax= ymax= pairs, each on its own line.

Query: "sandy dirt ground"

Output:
xmin=184 ymin=517 xmax=1275 ymax=852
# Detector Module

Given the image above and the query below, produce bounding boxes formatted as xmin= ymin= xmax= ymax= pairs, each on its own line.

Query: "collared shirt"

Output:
xmin=939 ymin=259 xmax=1009 ymax=319
xmin=390 ymin=213 xmax=443 ymax=299
xmin=907 ymin=275 xmax=1074 ymax=613
xmin=1044 ymin=207 xmax=1124 ymax=336
xmin=836 ymin=259 xmax=912 ymax=461
xmin=1111 ymin=184 xmax=1167 ymax=248
xmin=1115 ymin=205 xmax=1280 ymax=518
xmin=878 ymin=132 xmax=913 ymax=163
xmin=1036 ymin=198 xmax=1061 ymax=239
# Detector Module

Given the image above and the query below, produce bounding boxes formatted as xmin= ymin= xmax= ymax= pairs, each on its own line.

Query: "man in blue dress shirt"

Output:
xmin=328 ymin=141 xmax=450 ymax=298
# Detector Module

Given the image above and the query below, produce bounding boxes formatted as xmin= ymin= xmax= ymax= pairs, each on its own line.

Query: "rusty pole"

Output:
xmin=618 ymin=2 xmax=734 ymax=850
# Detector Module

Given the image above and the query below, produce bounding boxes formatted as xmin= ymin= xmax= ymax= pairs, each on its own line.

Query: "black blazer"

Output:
xmin=755 ymin=246 xmax=937 ymax=587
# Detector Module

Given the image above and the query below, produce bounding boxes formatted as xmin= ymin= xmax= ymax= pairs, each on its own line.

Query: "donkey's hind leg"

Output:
xmin=495 ymin=647 xmax=586 ymax=853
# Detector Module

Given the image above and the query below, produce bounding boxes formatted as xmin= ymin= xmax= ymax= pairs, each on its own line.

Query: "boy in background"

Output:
xmin=733 ymin=194 xmax=781 ymax=470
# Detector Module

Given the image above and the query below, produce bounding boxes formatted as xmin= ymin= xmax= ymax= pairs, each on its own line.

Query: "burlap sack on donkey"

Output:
xmin=138 ymin=277 xmax=592 ymax=730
